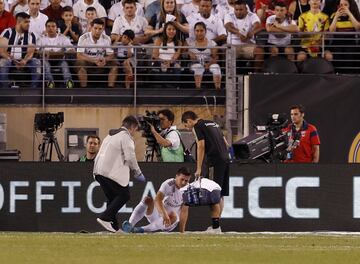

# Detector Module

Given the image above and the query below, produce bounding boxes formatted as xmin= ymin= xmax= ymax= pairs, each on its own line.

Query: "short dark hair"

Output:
xmin=86 ymin=135 xmax=100 ymax=143
xmin=194 ymin=21 xmax=206 ymax=31
xmin=123 ymin=0 xmax=136 ymax=6
xmin=274 ymin=1 xmax=287 ymax=8
xmin=45 ymin=19 xmax=58 ymax=26
xmin=91 ymin=18 xmax=104 ymax=27
xmin=62 ymin=6 xmax=73 ymax=14
xmin=176 ymin=167 xmax=191 ymax=177
xmin=122 ymin=29 xmax=135 ymax=40
xmin=16 ymin=12 xmax=30 ymax=20
xmin=122 ymin=115 xmax=139 ymax=129
xmin=290 ymin=104 xmax=305 ymax=113
xmin=181 ymin=111 xmax=198 ymax=123
xmin=86 ymin=6 xmax=97 ymax=13
xmin=158 ymin=109 xmax=175 ymax=122
xmin=234 ymin=0 xmax=247 ymax=6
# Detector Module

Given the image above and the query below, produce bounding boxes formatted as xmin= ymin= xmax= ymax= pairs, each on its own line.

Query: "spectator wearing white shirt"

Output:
xmin=76 ymin=18 xmax=118 ymax=87
xmin=73 ymin=0 xmax=106 ymax=34
xmin=224 ymin=0 xmax=264 ymax=71
xmin=187 ymin=0 xmax=227 ymax=45
xmin=181 ymin=0 xmax=200 ymax=17
xmin=214 ymin=0 xmax=235 ymax=22
xmin=266 ymin=1 xmax=298 ymax=61
xmin=38 ymin=19 xmax=74 ymax=88
xmin=107 ymin=0 xmax=144 ymax=28
xmin=111 ymin=0 xmax=149 ymax=44
xmin=9 ymin=0 xmax=29 ymax=16
xmin=28 ymin=0 xmax=48 ymax=40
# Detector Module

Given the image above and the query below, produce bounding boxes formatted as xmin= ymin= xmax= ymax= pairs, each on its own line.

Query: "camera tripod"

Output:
xmin=144 ymin=141 xmax=161 ymax=162
xmin=38 ymin=131 xmax=65 ymax=162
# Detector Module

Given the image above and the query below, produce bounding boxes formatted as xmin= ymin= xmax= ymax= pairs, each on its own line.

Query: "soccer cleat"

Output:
xmin=121 ymin=220 xmax=133 ymax=233
xmin=66 ymin=79 xmax=74 ymax=89
xmin=47 ymin=81 xmax=55 ymax=89
xmin=96 ymin=218 xmax=117 ymax=233
xmin=132 ymin=227 xmax=144 ymax=233
xmin=204 ymin=226 xmax=222 ymax=234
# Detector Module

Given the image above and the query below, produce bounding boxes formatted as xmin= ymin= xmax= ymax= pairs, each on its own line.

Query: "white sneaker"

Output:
xmin=204 ymin=226 xmax=222 ymax=234
xmin=96 ymin=218 xmax=117 ymax=233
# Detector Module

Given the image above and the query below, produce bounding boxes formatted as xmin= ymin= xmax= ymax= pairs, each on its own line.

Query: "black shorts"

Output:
xmin=203 ymin=160 xmax=230 ymax=196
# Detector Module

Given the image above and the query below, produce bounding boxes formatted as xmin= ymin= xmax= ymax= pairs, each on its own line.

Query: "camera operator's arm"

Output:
xmin=150 ymin=124 xmax=172 ymax=147
xmin=195 ymin=139 xmax=205 ymax=177
xmin=312 ymin=145 xmax=320 ymax=163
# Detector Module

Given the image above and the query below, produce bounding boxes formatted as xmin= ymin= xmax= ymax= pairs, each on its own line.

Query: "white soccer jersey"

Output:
xmin=108 ymin=1 xmax=144 ymax=21
xmin=111 ymin=15 xmax=148 ymax=36
xmin=224 ymin=11 xmax=259 ymax=45
xmin=77 ymin=31 xmax=113 ymax=57
xmin=158 ymin=178 xmax=185 ymax=216
xmin=266 ymin=15 xmax=296 ymax=46
xmin=187 ymin=13 xmax=226 ymax=41
xmin=28 ymin=12 xmax=48 ymax=40
xmin=38 ymin=34 xmax=72 ymax=52
xmin=214 ymin=2 xmax=234 ymax=22
xmin=180 ymin=2 xmax=199 ymax=18
xmin=73 ymin=0 xmax=107 ymax=31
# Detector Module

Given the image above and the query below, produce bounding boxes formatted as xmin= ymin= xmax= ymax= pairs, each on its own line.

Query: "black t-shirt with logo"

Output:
xmin=193 ymin=119 xmax=229 ymax=163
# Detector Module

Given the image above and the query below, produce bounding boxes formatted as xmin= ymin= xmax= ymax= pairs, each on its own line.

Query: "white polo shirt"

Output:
xmin=224 ymin=11 xmax=259 ymax=45
xmin=28 ymin=11 xmax=48 ymax=40
xmin=187 ymin=13 xmax=226 ymax=41
xmin=266 ymin=15 xmax=296 ymax=47
xmin=73 ymin=0 xmax=107 ymax=31
xmin=38 ymin=33 xmax=73 ymax=52
xmin=77 ymin=31 xmax=113 ymax=57
xmin=111 ymin=15 xmax=148 ymax=36
xmin=108 ymin=1 xmax=144 ymax=21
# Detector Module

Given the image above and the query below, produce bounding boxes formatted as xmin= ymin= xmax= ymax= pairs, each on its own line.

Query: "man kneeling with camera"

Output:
xmin=149 ymin=109 xmax=184 ymax=162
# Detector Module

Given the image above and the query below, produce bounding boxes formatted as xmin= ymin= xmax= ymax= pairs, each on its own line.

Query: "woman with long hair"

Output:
xmin=186 ymin=22 xmax=221 ymax=90
xmin=146 ymin=0 xmax=189 ymax=42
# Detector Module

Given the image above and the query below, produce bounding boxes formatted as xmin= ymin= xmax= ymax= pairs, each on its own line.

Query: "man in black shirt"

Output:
xmin=181 ymin=111 xmax=230 ymax=214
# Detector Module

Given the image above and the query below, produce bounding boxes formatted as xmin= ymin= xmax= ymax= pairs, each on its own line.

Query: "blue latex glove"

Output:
xmin=134 ymin=173 xmax=146 ymax=182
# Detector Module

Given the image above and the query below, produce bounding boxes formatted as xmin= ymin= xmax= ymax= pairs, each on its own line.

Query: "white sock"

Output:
xmin=142 ymin=217 xmax=164 ymax=232
xmin=129 ymin=201 xmax=147 ymax=227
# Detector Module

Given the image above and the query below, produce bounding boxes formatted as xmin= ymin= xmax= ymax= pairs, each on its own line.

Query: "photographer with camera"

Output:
xmin=283 ymin=104 xmax=320 ymax=163
xmin=148 ymin=109 xmax=184 ymax=162
xmin=93 ymin=115 xmax=146 ymax=232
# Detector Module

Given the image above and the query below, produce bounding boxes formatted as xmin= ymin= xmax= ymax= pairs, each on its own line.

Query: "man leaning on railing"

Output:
xmin=0 ymin=12 xmax=40 ymax=88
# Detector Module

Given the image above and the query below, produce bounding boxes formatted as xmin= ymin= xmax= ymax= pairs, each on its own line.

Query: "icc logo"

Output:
xmin=349 ymin=132 xmax=360 ymax=162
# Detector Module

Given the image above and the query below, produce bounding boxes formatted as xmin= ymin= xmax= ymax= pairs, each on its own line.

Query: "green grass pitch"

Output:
xmin=1 ymin=232 xmax=360 ymax=264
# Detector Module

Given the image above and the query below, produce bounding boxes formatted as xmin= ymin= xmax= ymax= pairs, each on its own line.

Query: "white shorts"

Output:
xmin=145 ymin=208 xmax=179 ymax=232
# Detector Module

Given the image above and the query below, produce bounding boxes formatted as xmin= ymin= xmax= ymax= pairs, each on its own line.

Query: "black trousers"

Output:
xmin=202 ymin=160 xmax=230 ymax=196
xmin=95 ymin=175 xmax=130 ymax=225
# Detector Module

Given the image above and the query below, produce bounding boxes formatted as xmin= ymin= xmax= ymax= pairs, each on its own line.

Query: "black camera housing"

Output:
xmin=34 ymin=112 xmax=64 ymax=133
xmin=137 ymin=111 xmax=161 ymax=139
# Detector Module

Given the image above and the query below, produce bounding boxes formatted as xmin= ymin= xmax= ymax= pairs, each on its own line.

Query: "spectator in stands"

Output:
xmin=187 ymin=0 xmax=227 ymax=45
xmin=297 ymin=0 xmax=333 ymax=62
xmin=266 ymin=1 xmax=298 ymax=61
xmin=329 ymin=0 xmax=360 ymax=72
xmin=107 ymin=0 xmax=144 ymax=28
xmin=76 ymin=18 xmax=118 ymax=88
xmin=73 ymin=0 xmax=107 ymax=34
xmin=115 ymin=29 xmax=135 ymax=89
xmin=78 ymin=135 xmax=100 ymax=162
xmin=28 ymin=0 xmax=48 ymax=40
xmin=111 ymin=0 xmax=150 ymax=44
xmin=60 ymin=0 xmax=72 ymax=7
xmin=38 ymin=19 xmax=74 ymax=88
xmin=181 ymin=0 xmax=200 ymax=18
xmin=289 ymin=0 xmax=310 ymax=22
xmin=283 ymin=104 xmax=320 ymax=163
xmin=186 ymin=22 xmax=221 ymax=89
xmin=152 ymin=21 xmax=182 ymax=86
xmin=58 ymin=6 xmax=81 ymax=44
xmin=146 ymin=0 xmax=189 ymax=42
xmin=10 ymin=0 xmax=29 ymax=16
xmin=0 ymin=12 xmax=40 ymax=88
xmin=224 ymin=0 xmax=264 ymax=71
xmin=214 ymin=0 xmax=236 ymax=22
xmin=41 ymin=0 xmax=63 ymax=21
xmin=145 ymin=0 xmax=160 ymax=22
xmin=83 ymin=6 xmax=97 ymax=33
xmin=0 ymin=0 xmax=16 ymax=34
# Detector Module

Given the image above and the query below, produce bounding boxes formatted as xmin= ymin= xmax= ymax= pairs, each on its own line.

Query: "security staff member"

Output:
xmin=93 ymin=115 xmax=146 ymax=232
xmin=181 ymin=111 xmax=230 ymax=215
